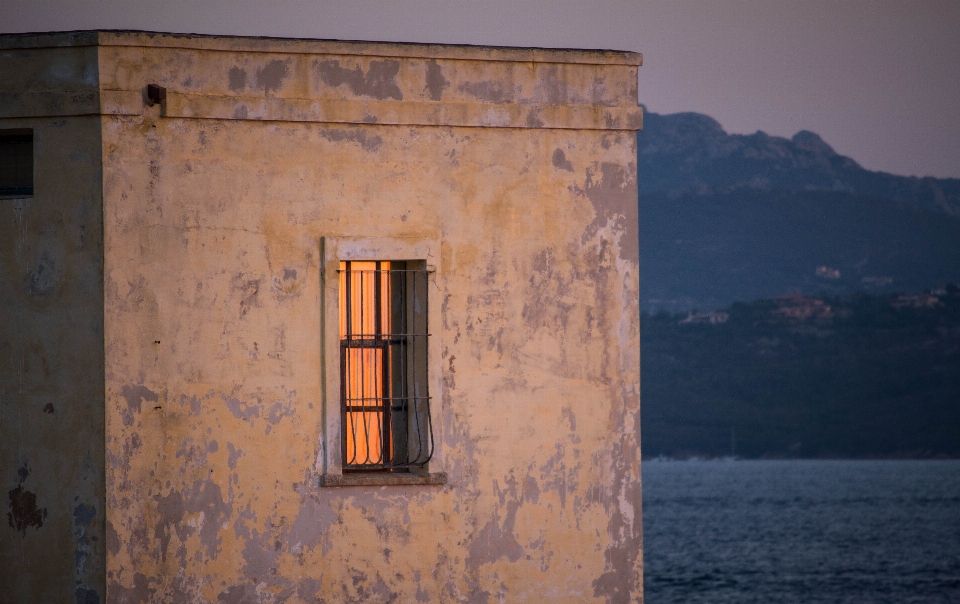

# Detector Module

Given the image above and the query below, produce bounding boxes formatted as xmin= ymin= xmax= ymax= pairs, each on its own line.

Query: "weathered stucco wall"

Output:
xmin=0 ymin=44 xmax=106 ymax=604
xmin=1 ymin=31 xmax=642 ymax=603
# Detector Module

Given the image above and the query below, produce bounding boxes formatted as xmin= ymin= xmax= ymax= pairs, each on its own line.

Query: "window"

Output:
xmin=0 ymin=130 xmax=33 ymax=197
xmin=319 ymin=237 xmax=445 ymax=486
xmin=339 ymin=260 xmax=432 ymax=471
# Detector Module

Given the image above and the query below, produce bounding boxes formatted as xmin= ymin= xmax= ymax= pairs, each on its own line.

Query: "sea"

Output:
xmin=642 ymin=460 xmax=960 ymax=603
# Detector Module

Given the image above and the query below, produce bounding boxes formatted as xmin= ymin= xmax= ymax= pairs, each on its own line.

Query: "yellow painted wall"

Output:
xmin=2 ymin=32 xmax=642 ymax=603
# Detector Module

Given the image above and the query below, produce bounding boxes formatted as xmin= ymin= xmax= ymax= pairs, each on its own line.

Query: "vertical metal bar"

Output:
xmin=344 ymin=261 xmax=352 ymax=340
xmin=408 ymin=270 xmax=416 ymax=462
xmin=341 ymin=262 xmax=350 ymax=466
xmin=376 ymin=262 xmax=390 ymax=465
xmin=418 ymin=270 xmax=426 ymax=463
xmin=360 ymin=270 xmax=368 ymax=464
xmin=401 ymin=267 xmax=410 ymax=463
xmin=340 ymin=342 xmax=347 ymax=465
xmin=425 ymin=267 xmax=433 ymax=462
xmin=374 ymin=262 xmax=383 ymax=337
xmin=409 ymin=270 xmax=419 ymax=463
xmin=360 ymin=265 xmax=368 ymax=465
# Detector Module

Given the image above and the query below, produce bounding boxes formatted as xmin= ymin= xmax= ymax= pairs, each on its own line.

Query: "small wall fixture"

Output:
xmin=146 ymin=84 xmax=167 ymax=106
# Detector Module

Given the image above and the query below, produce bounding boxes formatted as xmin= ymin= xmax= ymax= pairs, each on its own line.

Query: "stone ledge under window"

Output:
xmin=319 ymin=472 xmax=447 ymax=487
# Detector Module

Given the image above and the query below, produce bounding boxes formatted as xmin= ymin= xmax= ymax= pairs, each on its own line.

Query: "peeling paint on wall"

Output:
xmin=424 ymin=59 xmax=450 ymax=101
xmin=316 ymin=58 xmax=404 ymax=101
xmin=2 ymin=31 xmax=642 ymax=604
xmin=552 ymin=148 xmax=574 ymax=172
xmin=119 ymin=385 xmax=159 ymax=427
xmin=579 ymin=160 xmax=640 ymax=264
xmin=319 ymin=127 xmax=384 ymax=153
xmin=458 ymin=80 xmax=514 ymax=104
xmin=256 ymin=59 xmax=290 ymax=95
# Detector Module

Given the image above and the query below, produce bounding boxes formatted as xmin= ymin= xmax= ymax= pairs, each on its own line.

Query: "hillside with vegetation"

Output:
xmin=641 ymin=286 xmax=960 ymax=459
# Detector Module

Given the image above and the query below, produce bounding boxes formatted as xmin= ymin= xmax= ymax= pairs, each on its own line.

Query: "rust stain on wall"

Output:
xmin=7 ymin=465 xmax=47 ymax=536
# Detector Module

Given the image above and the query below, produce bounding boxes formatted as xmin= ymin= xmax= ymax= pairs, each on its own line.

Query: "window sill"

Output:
xmin=319 ymin=472 xmax=447 ymax=487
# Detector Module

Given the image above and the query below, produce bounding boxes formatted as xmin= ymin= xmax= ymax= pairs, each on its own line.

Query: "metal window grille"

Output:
xmin=0 ymin=132 xmax=33 ymax=197
xmin=339 ymin=260 xmax=432 ymax=471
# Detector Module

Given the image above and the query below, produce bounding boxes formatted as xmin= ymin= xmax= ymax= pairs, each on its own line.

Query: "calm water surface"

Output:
xmin=642 ymin=460 xmax=960 ymax=603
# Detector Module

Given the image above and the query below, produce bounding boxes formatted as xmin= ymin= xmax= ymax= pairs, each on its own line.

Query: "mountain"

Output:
xmin=641 ymin=285 xmax=960 ymax=459
xmin=638 ymin=110 xmax=960 ymax=215
xmin=638 ymin=111 xmax=960 ymax=312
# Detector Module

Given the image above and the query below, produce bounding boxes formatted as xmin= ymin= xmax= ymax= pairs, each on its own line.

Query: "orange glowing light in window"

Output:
xmin=340 ymin=261 xmax=393 ymax=466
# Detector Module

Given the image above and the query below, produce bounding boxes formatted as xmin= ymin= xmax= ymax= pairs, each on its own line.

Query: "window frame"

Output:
xmin=319 ymin=237 xmax=446 ymax=486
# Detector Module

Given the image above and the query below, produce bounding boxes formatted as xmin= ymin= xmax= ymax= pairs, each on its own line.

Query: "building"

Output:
xmin=1 ymin=31 xmax=643 ymax=603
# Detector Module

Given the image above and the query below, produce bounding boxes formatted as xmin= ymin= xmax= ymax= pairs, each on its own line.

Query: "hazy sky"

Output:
xmin=4 ymin=0 xmax=959 ymax=178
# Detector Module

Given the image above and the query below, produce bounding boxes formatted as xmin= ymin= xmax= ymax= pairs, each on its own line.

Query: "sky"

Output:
xmin=3 ymin=0 xmax=959 ymax=178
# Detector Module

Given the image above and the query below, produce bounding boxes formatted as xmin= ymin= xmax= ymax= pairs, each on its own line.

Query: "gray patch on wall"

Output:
xmin=25 ymin=252 xmax=58 ymax=297
xmin=108 ymin=573 xmax=154 ymax=604
xmin=120 ymin=385 xmax=159 ymax=427
xmin=222 ymin=395 xmax=260 ymax=422
xmin=154 ymin=479 xmax=231 ymax=562
xmin=288 ymin=494 xmax=337 ymax=555
xmin=106 ymin=520 xmax=121 ymax=556
xmin=466 ymin=507 xmax=523 ymax=571
xmin=297 ymin=577 xmax=322 ymax=602
xmin=525 ymin=108 xmax=545 ymax=128
xmin=218 ymin=585 xmax=257 ymax=604
xmin=241 ymin=526 xmax=283 ymax=583
xmin=316 ymin=59 xmax=403 ymax=101
xmin=73 ymin=503 xmax=96 ymax=527
xmin=227 ymin=443 xmax=243 ymax=470
xmin=536 ymin=65 xmax=568 ymax=104
xmin=457 ymin=80 xmax=511 ymax=104
xmin=320 ymin=128 xmax=383 ymax=153
xmin=424 ymin=60 xmax=449 ymax=101
xmin=581 ymin=162 xmax=640 ymax=264
xmin=228 ymin=66 xmax=247 ymax=92
xmin=256 ymin=60 xmax=289 ymax=95
xmin=552 ymin=149 xmax=573 ymax=172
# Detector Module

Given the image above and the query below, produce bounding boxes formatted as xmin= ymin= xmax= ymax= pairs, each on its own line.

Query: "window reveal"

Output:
xmin=339 ymin=260 xmax=432 ymax=470
xmin=0 ymin=130 xmax=33 ymax=197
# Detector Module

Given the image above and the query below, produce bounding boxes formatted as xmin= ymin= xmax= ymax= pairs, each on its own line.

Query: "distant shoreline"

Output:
xmin=642 ymin=454 xmax=959 ymax=462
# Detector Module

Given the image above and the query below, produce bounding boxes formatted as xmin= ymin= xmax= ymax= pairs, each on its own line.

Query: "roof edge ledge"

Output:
xmin=0 ymin=30 xmax=642 ymax=66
